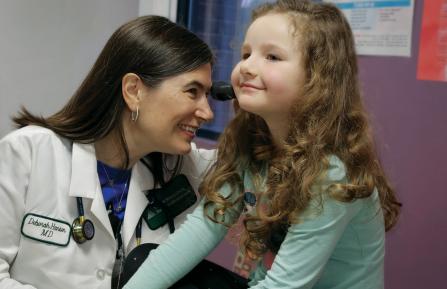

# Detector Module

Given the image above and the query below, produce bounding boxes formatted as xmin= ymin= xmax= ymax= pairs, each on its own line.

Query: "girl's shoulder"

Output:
xmin=309 ymin=155 xmax=348 ymax=201
xmin=325 ymin=154 xmax=347 ymax=183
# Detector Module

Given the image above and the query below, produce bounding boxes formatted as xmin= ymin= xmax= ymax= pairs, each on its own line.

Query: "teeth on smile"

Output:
xmin=179 ymin=124 xmax=197 ymax=134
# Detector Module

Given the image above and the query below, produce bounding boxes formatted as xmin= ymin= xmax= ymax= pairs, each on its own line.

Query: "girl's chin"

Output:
xmin=238 ymin=102 xmax=261 ymax=115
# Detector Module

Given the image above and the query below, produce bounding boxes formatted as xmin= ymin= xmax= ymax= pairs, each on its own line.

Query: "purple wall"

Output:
xmin=359 ymin=1 xmax=447 ymax=288
xmin=204 ymin=1 xmax=447 ymax=288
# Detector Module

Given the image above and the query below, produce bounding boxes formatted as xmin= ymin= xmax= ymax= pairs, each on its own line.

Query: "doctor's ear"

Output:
xmin=122 ymin=73 xmax=143 ymax=110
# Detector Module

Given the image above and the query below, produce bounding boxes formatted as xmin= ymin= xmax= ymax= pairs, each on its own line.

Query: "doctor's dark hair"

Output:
xmin=13 ymin=15 xmax=214 ymax=183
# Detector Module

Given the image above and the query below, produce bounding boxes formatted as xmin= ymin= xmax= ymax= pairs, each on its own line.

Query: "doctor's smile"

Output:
xmin=178 ymin=124 xmax=200 ymax=140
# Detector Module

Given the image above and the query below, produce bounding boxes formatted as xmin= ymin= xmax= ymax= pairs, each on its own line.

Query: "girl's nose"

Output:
xmin=239 ymin=56 xmax=256 ymax=77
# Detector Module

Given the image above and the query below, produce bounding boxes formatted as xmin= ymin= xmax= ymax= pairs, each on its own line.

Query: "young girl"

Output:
xmin=124 ymin=1 xmax=401 ymax=288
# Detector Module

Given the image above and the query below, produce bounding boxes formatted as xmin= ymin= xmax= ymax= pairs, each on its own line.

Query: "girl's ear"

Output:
xmin=122 ymin=73 xmax=142 ymax=110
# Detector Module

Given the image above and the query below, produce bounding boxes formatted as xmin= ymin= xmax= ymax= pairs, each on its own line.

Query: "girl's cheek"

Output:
xmin=264 ymin=70 xmax=288 ymax=94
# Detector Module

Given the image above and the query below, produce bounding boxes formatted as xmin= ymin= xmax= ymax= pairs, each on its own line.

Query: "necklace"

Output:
xmin=100 ymin=162 xmax=130 ymax=213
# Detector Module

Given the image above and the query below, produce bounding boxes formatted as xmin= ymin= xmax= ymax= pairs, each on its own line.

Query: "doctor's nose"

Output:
xmin=195 ymin=97 xmax=214 ymax=122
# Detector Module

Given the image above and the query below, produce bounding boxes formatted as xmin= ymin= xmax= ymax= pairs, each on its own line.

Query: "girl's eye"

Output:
xmin=241 ymin=52 xmax=250 ymax=60
xmin=266 ymin=54 xmax=281 ymax=61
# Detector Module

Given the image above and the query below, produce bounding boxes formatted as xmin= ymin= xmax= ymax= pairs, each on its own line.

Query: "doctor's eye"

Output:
xmin=186 ymin=88 xmax=198 ymax=99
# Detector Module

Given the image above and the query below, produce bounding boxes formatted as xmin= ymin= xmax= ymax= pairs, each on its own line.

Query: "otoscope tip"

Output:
xmin=210 ymin=81 xmax=235 ymax=101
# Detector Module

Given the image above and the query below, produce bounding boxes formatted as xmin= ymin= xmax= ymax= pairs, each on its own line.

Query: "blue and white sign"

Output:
xmin=324 ymin=0 xmax=415 ymax=57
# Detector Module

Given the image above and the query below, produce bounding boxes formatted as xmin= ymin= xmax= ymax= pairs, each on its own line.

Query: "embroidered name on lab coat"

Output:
xmin=21 ymin=213 xmax=71 ymax=246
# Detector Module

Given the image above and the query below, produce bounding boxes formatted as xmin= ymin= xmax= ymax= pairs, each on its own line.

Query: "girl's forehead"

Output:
xmin=244 ymin=13 xmax=302 ymax=50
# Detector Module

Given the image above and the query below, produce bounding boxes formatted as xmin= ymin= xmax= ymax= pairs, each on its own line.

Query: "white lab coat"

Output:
xmin=0 ymin=125 xmax=216 ymax=289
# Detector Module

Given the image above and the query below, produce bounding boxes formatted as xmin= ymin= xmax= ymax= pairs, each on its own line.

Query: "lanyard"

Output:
xmin=112 ymin=211 xmax=143 ymax=289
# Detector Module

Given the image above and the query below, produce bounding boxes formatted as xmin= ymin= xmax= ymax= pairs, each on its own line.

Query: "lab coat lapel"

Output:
xmin=122 ymin=161 xmax=152 ymax=251
xmin=69 ymin=142 xmax=115 ymax=239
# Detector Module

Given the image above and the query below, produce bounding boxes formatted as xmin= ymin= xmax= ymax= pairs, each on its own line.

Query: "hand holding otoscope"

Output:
xmin=210 ymin=81 xmax=235 ymax=101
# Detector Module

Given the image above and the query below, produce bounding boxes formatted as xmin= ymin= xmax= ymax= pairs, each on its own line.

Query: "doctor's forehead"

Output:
xmin=169 ymin=64 xmax=212 ymax=91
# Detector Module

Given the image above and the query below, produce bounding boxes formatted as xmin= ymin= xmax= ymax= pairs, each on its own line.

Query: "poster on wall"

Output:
xmin=324 ymin=0 xmax=415 ymax=57
xmin=417 ymin=0 xmax=447 ymax=82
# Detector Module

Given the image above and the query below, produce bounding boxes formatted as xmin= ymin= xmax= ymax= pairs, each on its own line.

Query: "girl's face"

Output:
xmin=132 ymin=63 xmax=213 ymax=155
xmin=231 ymin=13 xmax=306 ymax=137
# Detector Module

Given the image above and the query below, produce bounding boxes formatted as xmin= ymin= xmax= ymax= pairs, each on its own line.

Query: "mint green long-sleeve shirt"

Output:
xmin=124 ymin=156 xmax=385 ymax=289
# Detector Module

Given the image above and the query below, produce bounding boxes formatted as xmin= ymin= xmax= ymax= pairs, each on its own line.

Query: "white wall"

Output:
xmin=0 ymin=0 xmax=140 ymax=137
xmin=139 ymin=0 xmax=177 ymax=20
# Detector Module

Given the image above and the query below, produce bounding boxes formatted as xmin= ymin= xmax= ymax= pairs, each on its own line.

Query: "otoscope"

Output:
xmin=210 ymin=81 xmax=235 ymax=101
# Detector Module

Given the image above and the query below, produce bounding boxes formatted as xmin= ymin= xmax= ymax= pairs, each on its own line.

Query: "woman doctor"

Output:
xmin=0 ymin=15 xmax=215 ymax=289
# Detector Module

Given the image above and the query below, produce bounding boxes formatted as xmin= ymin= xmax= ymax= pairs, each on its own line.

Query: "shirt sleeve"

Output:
xmin=189 ymin=145 xmax=217 ymax=177
xmin=124 ymin=183 xmax=242 ymax=289
xmin=0 ymin=133 xmax=37 ymax=289
xmin=180 ymin=144 xmax=217 ymax=193
xmin=249 ymin=156 xmax=362 ymax=289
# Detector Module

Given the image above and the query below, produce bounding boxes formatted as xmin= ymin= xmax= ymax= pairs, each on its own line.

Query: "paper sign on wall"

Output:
xmin=325 ymin=0 xmax=415 ymax=57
